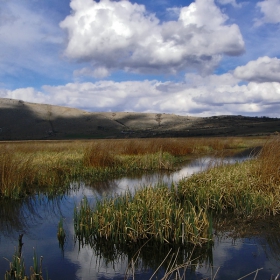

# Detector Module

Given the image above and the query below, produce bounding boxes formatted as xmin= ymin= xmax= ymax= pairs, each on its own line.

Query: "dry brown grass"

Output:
xmin=83 ymin=142 xmax=117 ymax=168
xmin=0 ymin=137 xmax=265 ymax=198
xmin=254 ymin=136 xmax=280 ymax=187
xmin=0 ymin=148 xmax=35 ymax=197
xmin=82 ymin=137 xmax=262 ymax=159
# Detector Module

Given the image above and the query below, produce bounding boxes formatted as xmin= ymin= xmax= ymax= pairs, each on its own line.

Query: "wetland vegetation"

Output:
xmin=0 ymin=137 xmax=260 ymax=199
xmin=74 ymin=136 xmax=280 ymax=246
xmin=2 ymin=136 xmax=280 ymax=279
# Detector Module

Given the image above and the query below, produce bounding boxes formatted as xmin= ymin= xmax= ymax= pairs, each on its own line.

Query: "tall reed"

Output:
xmin=0 ymin=148 xmax=35 ymax=198
xmin=177 ymin=136 xmax=280 ymax=218
xmin=83 ymin=142 xmax=117 ymax=168
xmin=0 ymin=137 xmax=265 ymax=199
xmin=254 ymin=136 xmax=280 ymax=188
xmin=74 ymin=185 xmax=212 ymax=247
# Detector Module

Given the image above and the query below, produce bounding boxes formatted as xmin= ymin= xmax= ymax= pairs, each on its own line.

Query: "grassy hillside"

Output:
xmin=1 ymin=98 xmax=280 ymax=140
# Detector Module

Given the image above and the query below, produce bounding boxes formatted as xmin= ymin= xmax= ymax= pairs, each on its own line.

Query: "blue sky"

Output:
xmin=1 ymin=0 xmax=280 ymax=117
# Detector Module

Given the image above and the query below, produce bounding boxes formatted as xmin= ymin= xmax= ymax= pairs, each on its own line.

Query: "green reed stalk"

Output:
xmin=4 ymin=236 xmax=46 ymax=280
xmin=74 ymin=185 xmax=212 ymax=247
xmin=177 ymin=136 xmax=280 ymax=218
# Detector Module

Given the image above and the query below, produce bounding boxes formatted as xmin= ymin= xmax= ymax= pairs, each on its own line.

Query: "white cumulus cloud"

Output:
xmin=216 ymin=0 xmax=241 ymax=7
xmin=257 ymin=0 xmax=280 ymax=24
xmin=234 ymin=56 xmax=280 ymax=83
xmin=60 ymin=0 xmax=245 ymax=75
xmin=2 ymin=72 xmax=280 ymax=117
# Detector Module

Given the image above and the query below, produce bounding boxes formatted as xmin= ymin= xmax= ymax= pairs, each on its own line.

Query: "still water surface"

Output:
xmin=1 ymin=157 xmax=280 ymax=279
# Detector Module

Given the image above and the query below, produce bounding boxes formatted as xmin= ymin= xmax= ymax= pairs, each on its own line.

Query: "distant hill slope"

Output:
xmin=0 ymin=98 xmax=280 ymax=140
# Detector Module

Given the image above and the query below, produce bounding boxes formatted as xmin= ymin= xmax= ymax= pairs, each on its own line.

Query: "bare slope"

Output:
xmin=1 ymin=98 xmax=280 ymax=140
xmin=0 ymin=98 xmax=123 ymax=140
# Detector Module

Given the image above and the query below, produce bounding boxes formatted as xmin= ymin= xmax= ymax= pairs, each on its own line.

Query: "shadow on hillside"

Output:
xmin=1 ymin=99 xmax=280 ymax=140
xmin=0 ymin=100 xmax=123 ymax=140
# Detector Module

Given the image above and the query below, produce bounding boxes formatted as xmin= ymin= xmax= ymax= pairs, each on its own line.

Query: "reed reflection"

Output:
xmin=0 ymin=197 xmax=40 ymax=235
xmin=83 ymin=180 xmax=119 ymax=196
xmin=267 ymin=236 xmax=280 ymax=259
xmin=75 ymin=237 xmax=214 ymax=279
xmin=0 ymin=194 xmax=67 ymax=237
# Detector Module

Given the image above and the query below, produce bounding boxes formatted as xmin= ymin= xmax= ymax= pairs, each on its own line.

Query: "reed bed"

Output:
xmin=254 ymin=136 xmax=280 ymax=188
xmin=82 ymin=137 xmax=257 ymax=158
xmin=177 ymin=136 xmax=280 ymax=218
xmin=74 ymin=185 xmax=212 ymax=247
xmin=0 ymin=137 xmax=264 ymax=198
xmin=0 ymin=148 xmax=35 ymax=198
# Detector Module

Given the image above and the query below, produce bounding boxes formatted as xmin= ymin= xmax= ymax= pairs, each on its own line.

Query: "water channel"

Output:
xmin=1 ymin=156 xmax=280 ymax=279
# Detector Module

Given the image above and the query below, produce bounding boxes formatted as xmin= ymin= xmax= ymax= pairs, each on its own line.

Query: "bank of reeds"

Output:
xmin=0 ymin=137 xmax=264 ymax=199
xmin=177 ymin=136 xmax=280 ymax=218
xmin=254 ymin=136 xmax=280 ymax=188
xmin=74 ymin=185 xmax=213 ymax=247
xmin=83 ymin=142 xmax=175 ymax=170
xmin=0 ymin=148 xmax=35 ymax=198
xmin=82 ymin=137 xmax=255 ymax=158
xmin=0 ymin=148 xmax=74 ymax=199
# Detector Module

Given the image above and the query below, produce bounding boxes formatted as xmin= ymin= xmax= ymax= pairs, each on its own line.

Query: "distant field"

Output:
xmin=1 ymin=97 xmax=280 ymax=140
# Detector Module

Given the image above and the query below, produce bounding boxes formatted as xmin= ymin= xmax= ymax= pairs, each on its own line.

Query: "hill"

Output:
xmin=0 ymin=98 xmax=280 ymax=140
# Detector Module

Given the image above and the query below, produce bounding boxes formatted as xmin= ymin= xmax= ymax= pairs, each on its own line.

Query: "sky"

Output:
xmin=0 ymin=0 xmax=280 ymax=117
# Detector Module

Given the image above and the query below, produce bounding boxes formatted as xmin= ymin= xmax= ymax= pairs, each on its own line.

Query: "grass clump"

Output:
xmin=117 ymin=151 xmax=175 ymax=171
xmin=74 ymin=185 xmax=212 ymax=247
xmin=0 ymin=149 xmax=35 ymax=198
xmin=83 ymin=142 xmax=117 ymax=168
xmin=254 ymin=136 xmax=280 ymax=188
xmin=177 ymin=136 xmax=280 ymax=218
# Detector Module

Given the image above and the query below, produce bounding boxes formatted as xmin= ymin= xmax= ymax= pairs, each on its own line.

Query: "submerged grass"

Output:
xmin=4 ymin=235 xmax=47 ymax=280
xmin=57 ymin=218 xmax=66 ymax=250
xmin=0 ymin=137 xmax=262 ymax=199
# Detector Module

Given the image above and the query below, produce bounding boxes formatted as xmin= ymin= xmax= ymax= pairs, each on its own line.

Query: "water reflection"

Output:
xmin=0 ymin=197 xmax=36 ymax=235
xmin=105 ymin=157 xmax=217 ymax=195
xmin=1 ymin=155 xmax=280 ymax=279
xmin=0 ymin=195 xmax=68 ymax=237
xmin=203 ymin=236 xmax=280 ymax=279
xmin=71 ymin=240 xmax=213 ymax=280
